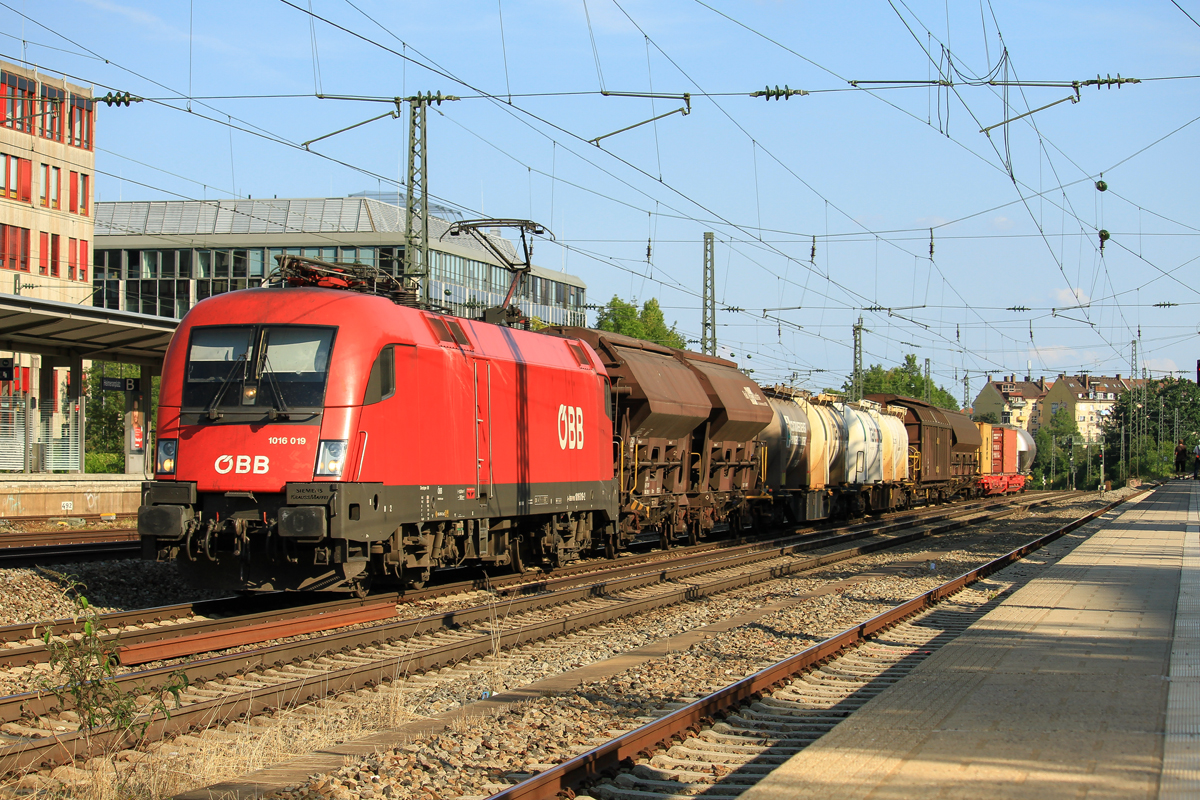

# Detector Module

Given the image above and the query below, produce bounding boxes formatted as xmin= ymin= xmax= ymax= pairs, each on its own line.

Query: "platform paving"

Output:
xmin=740 ymin=481 xmax=1199 ymax=800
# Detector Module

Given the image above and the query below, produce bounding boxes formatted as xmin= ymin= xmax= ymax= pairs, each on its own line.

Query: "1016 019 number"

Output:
xmin=268 ymin=436 xmax=307 ymax=445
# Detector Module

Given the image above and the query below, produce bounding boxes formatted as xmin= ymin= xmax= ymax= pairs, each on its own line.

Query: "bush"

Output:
xmin=86 ymin=451 xmax=124 ymax=474
xmin=37 ymin=583 xmax=188 ymax=742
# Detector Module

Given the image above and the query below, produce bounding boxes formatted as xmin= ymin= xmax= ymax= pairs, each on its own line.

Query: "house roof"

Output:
xmin=1055 ymin=374 xmax=1144 ymax=399
xmin=987 ymin=379 xmax=1051 ymax=401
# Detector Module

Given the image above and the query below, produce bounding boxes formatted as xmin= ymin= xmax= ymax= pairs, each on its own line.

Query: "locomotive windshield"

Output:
xmin=183 ymin=324 xmax=336 ymax=412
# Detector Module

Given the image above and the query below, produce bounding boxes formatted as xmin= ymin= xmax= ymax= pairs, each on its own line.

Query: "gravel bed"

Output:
xmin=253 ymin=490 xmax=1135 ymax=800
xmin=0 ymin=560 xmax=224 ymax=629
xmin=0 ymin=490 xmax=1131 ymax=799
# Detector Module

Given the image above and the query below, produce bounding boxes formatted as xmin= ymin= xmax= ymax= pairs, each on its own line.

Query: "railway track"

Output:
xmin=0 ymin=492 xmax=1072 ymax=668
xmin=0 ymin=528 xmax=141 ymax=568
xmin=0 ymin=489 xmax=1076 ymax=776
xmin=487 ymin=487 xmax=1148 ymax=800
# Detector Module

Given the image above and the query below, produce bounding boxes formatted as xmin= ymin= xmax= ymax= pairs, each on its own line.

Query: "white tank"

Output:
xmin=876 ymin=410 xmax=909 ymax=482
xmin=844 ymin=404 xmax=883 ymax=485
xmin=1016 ymin=428 xmax=1037 ymax=474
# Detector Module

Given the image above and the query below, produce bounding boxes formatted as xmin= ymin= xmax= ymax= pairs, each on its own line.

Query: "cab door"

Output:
xmin=472 ymin=358 xmax=492 ymax=501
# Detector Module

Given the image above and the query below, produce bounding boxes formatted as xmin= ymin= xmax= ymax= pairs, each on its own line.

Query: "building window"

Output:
xmin=0 ymin=225 xmax=30 ymax=272
xmin=2 ymin=72 xmax=35 ymax=133
xmin=50 ymin=166 xmax=59 ymax=209
xmin=39 ymin=85 xmax=63 ymax=142
xmin=68 ymin=237 xmax=77 ymax=280
xmin=49 ymin=234 xmax=59 ymax=277
xmin=78 ymin=173 xmax=88 ymax=215
xmin=38 ymin=164 xmax=47 ymax=207
xmin=67 ymin=96 xmax=93 ymax=150
xmin=78 ymin=239 xmax=88 ymax=282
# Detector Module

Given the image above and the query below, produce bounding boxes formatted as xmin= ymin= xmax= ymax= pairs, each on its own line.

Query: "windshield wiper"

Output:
xmin=205 ymin=355 xmax=247 ymax=421
xmin=261 ymin=351 xmax=291 ymax=421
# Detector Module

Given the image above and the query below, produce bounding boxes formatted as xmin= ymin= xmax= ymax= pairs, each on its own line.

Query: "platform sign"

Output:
xmin=101 ymin=377 xmax=140 ymax=392
xmin=0 ymin=358 xmax=11 ymax=381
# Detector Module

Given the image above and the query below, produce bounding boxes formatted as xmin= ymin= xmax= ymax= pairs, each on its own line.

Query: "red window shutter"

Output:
xmin=19 ymin=228 xmax=28 ymax=271
xmin=68 ymin=237 xmax=76 ymax=280
xmin=4 ymin=226 xmax=14 ymax=272
xmin=68 ymin=171 xmax=78 ymax=213
xmin=78 ymin=239 xmax=88 ymax=282
xmin=17 ymin=159 xmax=30 ymax=203
xmin=38 ymin=232 xmax=47 ymax=275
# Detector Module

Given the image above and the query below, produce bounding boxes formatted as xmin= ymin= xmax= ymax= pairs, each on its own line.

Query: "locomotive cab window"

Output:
xmin=363 ymin=345 xmax=396 ymax=405
xmin=183 ymin=324 xmax=336 ymax=412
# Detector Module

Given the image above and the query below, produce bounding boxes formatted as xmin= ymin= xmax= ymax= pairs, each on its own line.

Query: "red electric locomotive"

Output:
xmin=139 ymin=280 xmax=616 ymax=594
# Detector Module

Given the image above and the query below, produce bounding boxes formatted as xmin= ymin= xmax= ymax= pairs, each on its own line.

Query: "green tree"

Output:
xmin=1101 ymin=376 xmax=1200 ymax=480
xmin=595 ymin=296 xmax=687 ymax=349
xmin=84 ymin=363 xmax=160 ymax=474
xmin=972 ymin=411 xmax=999 ymax=424
xmin=1032 ymin=408 xmax=1080 ymax=488
xmin=842 ymin=354 xmax=960 ymax=410
xmin=85 ymin=364 xmax=126 ymax=473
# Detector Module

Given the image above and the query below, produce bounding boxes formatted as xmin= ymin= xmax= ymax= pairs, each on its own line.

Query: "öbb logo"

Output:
xmin=214 ymin=455 xmax=270 ymax=475
xmin=557 ymin=405 xmax=585 ymax=450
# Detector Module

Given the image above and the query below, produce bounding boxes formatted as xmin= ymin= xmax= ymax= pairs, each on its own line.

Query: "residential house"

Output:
xmin=971 ymin=375 xmax=1052 ymax=431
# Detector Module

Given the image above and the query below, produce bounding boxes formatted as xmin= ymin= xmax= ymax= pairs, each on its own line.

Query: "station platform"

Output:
xmin=0 ymin=474 xmax=143 ymax=517
xmin=741 ymin=480 xmax=1199 ymax=800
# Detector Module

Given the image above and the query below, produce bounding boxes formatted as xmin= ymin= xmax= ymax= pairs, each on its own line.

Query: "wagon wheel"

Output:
xmin=687 ymin=520 xmax=699 ymax=546
xmin=351 ymin=574 xmax=373 ymax=599
xmin=604 ymin=530 xmax=617 ymax=560
xmin=404 ymin=568 xmax=430 ymax=591
xmin=659 ymin=522 xmax=672 ymax=551
xmin=729 ymin=510 xmax=743 ymax=542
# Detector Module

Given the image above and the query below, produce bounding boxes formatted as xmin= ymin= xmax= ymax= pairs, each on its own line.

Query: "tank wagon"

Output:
xmin=757 ymin=389 xmax=908 ymax=521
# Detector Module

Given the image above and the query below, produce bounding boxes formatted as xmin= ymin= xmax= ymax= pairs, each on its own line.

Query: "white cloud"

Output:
xmin=1052 ymin=287 xmax=1090 ymax=306
xmin=992 ymin=216 xmax=1015 ymax=230
xmin=1144 ymin=357 xmax=1179 ymax=376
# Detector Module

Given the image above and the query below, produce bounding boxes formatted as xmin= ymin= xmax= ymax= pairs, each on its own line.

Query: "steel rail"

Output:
xmin=485 ymin=486 xmax=1155 ymax=800
xmin=0 ymin=490 xmax=1076 ymax=774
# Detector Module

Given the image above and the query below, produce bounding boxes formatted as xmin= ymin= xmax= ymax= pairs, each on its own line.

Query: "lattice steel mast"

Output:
xmin=403 ymin=92 xmax=458 ymax=306
xmin=702 ymin=232 xmax=715 ymax=356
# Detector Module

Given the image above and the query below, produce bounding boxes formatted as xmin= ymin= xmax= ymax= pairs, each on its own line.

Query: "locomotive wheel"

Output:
xmin=687 ymin=521 xmax=699 ymax=546
xmin=604 ymin=532 xmax=617 ymax=560
xmin=659 ymin=523 xmax=671 ymax=551
xmin=352 ymin=575 xmax=373 ymax=599
xmin=510 ymin=535 xmax=529 ymax=574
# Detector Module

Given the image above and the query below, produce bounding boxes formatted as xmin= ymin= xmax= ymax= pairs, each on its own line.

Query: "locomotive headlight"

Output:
xmin=156 ymin=439 xmax=178 ymax=475
xmin=242 ymin=385 xmax=258 ymax=405
xmin=315 ymin=439 xmax=348 ymax=477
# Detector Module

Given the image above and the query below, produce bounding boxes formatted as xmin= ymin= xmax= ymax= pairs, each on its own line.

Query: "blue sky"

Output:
xmin=8 ymin=0 xmax=1199 ymax=396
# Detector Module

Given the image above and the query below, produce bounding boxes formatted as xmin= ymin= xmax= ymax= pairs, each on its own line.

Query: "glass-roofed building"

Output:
xmin=92 ymin=196 xmax=587 ymax=326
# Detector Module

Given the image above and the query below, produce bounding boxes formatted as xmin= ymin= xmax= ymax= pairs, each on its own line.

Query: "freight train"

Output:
xmin=138 ymin=259 xmax=1034 ymax=594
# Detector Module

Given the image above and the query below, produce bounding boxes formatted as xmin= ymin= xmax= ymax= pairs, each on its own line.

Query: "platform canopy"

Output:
xmin=0 ymin=294 xmax=177 ymax=367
